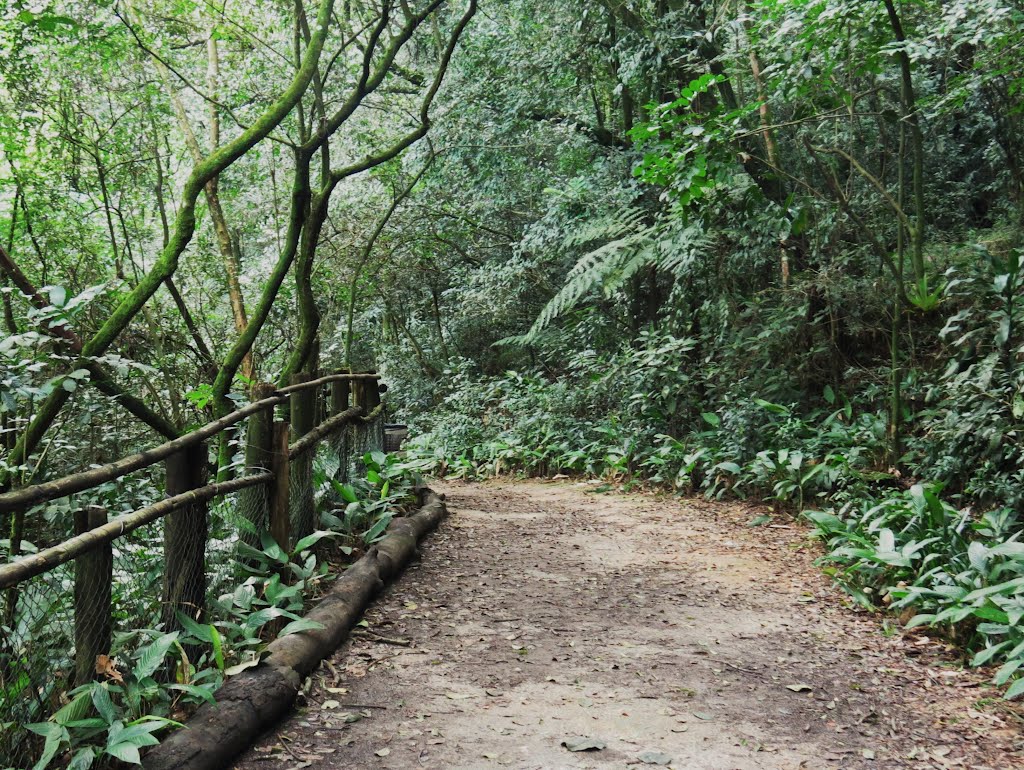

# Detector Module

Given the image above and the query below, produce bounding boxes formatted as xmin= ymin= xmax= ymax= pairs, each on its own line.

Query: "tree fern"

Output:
xmin=500 ymin=208 xmax=711 ymax=346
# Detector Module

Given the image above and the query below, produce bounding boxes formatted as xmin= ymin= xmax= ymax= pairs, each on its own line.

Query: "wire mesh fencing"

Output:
xmin=0 ymin=374 xmax=386 ymax=770
xmin=1 ymin=501 xmax=167 ymax=766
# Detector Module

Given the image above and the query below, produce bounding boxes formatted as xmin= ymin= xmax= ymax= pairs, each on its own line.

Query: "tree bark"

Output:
xmin=74 ymin=506 xmax=112 ymax=687
xmin=162 ymin=443 xmax=209 ymax=654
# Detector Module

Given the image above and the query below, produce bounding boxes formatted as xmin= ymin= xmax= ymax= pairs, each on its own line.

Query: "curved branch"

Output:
xmin=1 ymin=0 xmax=338 ymax=489
xmin=0 ymin=243 xmax=179 ymax=438
xmin=345 ymin=150 xmax=436 ymax=370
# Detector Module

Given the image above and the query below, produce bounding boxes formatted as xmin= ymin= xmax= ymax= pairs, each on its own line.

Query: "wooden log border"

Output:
xmin=142 ymin=488 xmax=449 ymax=770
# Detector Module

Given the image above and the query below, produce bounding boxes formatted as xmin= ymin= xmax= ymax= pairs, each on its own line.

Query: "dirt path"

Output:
xmin=231 ymin=480 xmax=1022 ymax=770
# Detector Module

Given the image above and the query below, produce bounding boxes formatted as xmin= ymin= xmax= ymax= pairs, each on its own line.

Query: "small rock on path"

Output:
xmin=232 ymin=480 xmax=1023 ymax=769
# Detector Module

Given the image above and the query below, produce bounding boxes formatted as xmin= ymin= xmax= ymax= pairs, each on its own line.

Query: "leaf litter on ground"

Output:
xmin=561 ymin=736 xmax=607 ymax=752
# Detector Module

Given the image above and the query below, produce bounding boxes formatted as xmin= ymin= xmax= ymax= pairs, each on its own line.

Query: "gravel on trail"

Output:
xmin=231 ymin=479 xmax=1023 ymax=770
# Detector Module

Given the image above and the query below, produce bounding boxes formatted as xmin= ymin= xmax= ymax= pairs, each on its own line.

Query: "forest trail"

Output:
xmin=230 ymin=481 xmax=1022 ymax=770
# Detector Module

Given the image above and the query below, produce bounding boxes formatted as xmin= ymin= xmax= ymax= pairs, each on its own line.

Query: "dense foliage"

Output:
xmin=378 ymin=0 xmax=1024 ymax=700
xmin=4 ymin=0 xmax=1024 ymax=760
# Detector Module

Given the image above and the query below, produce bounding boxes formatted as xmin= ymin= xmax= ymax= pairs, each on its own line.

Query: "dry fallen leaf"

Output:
xmin=561 ymin=736 xmax=606 ymax=752
xmin=95 ymin=654 xmax=123 ymax=684
xmin=637 ymin=750 xmax=673 ymax=765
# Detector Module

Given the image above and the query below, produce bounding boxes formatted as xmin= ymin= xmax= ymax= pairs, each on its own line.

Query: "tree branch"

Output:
xmin=0 ymin=243 xmax=180 ymax=438
xmin=1 ymin=0 xmax=339 ymax=488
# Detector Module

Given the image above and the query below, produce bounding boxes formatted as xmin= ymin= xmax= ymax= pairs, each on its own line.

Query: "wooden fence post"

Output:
xmin=74 ymin=505 xmax=111 ymax=686
xmin=238 ymin=383 xmax=275 ymax=548
xmin=330 ymin=376 xmax=350 ymax=481
xmin=366 ymin=376 xmax=381 ymax=411
xmin=350 ymin=377 xmax=366 ymax=412
xmin=365 ymin=376 xmax=384 ymax=453
xmin=162 ymin=442 xmax=208 ymax=644
xmin=289 ymin=373 xmax=316 ymax=543
xmin=269 ymin=421 xmax=290 ymax=552
xmin=349 ymin=377 xmax=369 ymax=474
xmin=330 ymin=376 xmax=350 ymax=415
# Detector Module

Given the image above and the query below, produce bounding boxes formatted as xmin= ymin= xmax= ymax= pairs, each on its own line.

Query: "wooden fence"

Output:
xmin=0 ymin=371 xmax=386 ymax=768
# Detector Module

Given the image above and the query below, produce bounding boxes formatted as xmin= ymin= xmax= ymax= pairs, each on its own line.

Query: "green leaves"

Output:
xmin=15 ymin=11 xmax=78 ymax=34
xmin=907 ymin=275 xmax=943 ymax=311
xmin=133 ymin=633 xmax=180 ymax=681
xmin=363 ymin=513 xmax=393 ymax=543
xmin=279 ymin=618 xmax=326 ymax=637
xmin=1004 ymin=677 xmax=1024 ymax=700
xmin=25 ymin=721 xmax=69 ymax=770
xmin=47 ymin=286 xmax=67 ymax=307
xmin=804 ymin=480 xmax=1024 ymax=700
xmin=629 ymin=74 xmax=757 ymax=208
xmin=291 ymin=530 xmax=338 ymax=555
xmin=91 ymin=687 xmax=117 ymax=726
xmin=104 ymin=720 xmax=165 ymax=764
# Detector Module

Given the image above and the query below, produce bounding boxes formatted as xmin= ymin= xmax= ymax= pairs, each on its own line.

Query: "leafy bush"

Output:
xmin=24 ymin=632 xmax=187 ymax=770
xmin=396 ymin=309 xmax=1024 ymax=698
xmin=807 ymin=485 xmax=1024 ymax=699
xmin=917 ymin=247 xmax=1024 ymax=509
xmin=15 ymin=449 xmax=419 ymax=767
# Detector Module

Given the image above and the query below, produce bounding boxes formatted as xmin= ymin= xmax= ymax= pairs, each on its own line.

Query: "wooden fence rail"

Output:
xmin=0 ymin=370 xmax=389 ymax=769
xmin=0 ymin=372 xmax=383 ymax=587
xmin=0 ymin=473 xmax=272 ymax=590
xmin=0 ymin=372 xmax=380 ymax=512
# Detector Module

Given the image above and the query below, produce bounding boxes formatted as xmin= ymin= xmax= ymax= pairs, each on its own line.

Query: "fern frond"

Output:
xmin=563 ymin=206 xmax=649 ymax=250
xmin=522 ymin=239 xmax=633 ymax=342
xmin=603 ymin=243 xmax=657 ymax=296
xmin=492 ymin=333 xmax=531 ymax=348
xmin=653 ymin=225 xmax=712 ymax=279
xmin=522 ymin=209 xmax=709 ymax=345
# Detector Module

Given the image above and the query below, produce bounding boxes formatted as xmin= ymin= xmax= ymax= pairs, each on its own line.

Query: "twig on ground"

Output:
xmin=353 ymin=628 xmax=413 ymax=646
xmin=277 ymin=736 xmax=303 ymax=763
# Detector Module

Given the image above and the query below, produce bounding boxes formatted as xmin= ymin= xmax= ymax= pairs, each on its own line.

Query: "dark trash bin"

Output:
xmin=384 ymin=423 xmax=408 ymax=452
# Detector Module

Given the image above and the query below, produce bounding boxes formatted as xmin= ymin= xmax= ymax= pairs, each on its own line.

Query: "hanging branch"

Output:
xmin=345 ymin=150 xmax=436 ymax=370
xmin=804 ymin=139 xmax=910 ymax=307
xmin=280 ymin=0 xmax=479 ymax=383
xmin=0 ymin=0 xmax=339 ymax=491
xmin=142 ymin=18 xmax=255 ymax=381
xmin=0 ymin=243 xmax=179 ymax=438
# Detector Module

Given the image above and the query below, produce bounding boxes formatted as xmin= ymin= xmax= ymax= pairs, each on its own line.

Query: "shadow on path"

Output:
xmin=231 ymin=480 xmax=1022 ymax=769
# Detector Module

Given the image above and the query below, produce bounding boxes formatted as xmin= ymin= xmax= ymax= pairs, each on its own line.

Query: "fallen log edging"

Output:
xmin=143 ymin=489 xmax=449 ymax=770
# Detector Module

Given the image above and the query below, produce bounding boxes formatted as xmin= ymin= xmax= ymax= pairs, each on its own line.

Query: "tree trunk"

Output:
xmin=883 ymin=0 xmax=926 ymax=283
xmin=74 ymin=506 xmax=112 ymax=686
xmin=162 ymin=443 xmax=209 ymax=657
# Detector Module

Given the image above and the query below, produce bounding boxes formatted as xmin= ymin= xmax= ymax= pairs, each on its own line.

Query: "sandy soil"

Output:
xmin=231 ymin=480 xmax=1024 ymax=770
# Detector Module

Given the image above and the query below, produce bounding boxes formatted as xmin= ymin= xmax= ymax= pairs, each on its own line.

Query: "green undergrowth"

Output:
xmin=396 ymin=343 xmax=1024 ymax=701
xmin=9 ymin=450 xmax=421 ymax=770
